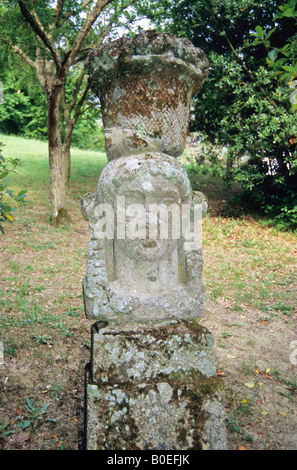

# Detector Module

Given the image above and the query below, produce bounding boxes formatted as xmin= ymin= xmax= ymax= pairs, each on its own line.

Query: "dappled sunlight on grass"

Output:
xmin=201 ymin=214 xmax=297 ymax=319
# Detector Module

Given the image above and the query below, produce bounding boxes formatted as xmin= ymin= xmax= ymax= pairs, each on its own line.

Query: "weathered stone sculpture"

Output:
xmin=81 ymin=31 xmax=209 ymax=324
xmin=81 ymin=31 xmax=227 ymax=450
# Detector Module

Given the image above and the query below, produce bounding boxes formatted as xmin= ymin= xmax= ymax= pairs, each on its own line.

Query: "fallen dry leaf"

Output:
xmin=244 ymin=382 xmax=255 ymax=388
xmin=15 ymin=433 xmax=30 ymax=446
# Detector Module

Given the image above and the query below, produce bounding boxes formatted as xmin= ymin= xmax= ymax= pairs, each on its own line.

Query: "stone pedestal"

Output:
xmin=81 ymin=31 xmax=227 ymax=450
xmin=86 ymin=320 xmax=226 ymax=450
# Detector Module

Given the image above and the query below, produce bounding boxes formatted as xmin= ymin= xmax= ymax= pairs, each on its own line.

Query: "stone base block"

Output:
xmin=85 ymin=319 xmax=227 ymax=450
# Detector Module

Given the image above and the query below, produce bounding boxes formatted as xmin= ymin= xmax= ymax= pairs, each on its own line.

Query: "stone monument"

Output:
xmin=80 ymin=30 xmax=227 ymax=450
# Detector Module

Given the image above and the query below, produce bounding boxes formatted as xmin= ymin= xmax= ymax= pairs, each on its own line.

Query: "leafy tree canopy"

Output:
xmin=140 ymin=0 xmax=297 ymax=230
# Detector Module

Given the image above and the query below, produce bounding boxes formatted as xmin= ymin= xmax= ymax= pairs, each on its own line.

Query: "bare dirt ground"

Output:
xmin=202 ymin=300 xmax=297 ymax=450
xmin=0 ymin=180 xmax=296 ymax=451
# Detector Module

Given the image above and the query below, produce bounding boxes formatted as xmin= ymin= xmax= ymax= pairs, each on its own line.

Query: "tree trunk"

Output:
xmin=63 ymin=122 xmax=73 ymax=186
xmin=47 ymin=84 xmax=70 ymax=226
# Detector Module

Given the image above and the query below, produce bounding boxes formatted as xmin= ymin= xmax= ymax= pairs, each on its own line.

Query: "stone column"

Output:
xmin=80 ymin=31 xmax=227 ymax=450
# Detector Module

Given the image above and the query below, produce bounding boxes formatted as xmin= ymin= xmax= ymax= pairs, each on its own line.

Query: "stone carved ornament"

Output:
xmin=80 ymin=31 xmax=209 ymax=323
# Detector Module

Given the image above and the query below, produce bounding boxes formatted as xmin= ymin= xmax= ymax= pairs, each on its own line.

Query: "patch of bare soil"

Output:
xmin=0 ymin=212 xmax=93 ymax=450
xmin=202 ymin=300 xmax=297 ymax=450
xmin=0 ymin=333 xmax=90 ymax=450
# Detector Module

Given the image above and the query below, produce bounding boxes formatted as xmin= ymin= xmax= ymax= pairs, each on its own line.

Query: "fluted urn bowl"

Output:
xmin=86 ymin=30 xmax=209 ymax=160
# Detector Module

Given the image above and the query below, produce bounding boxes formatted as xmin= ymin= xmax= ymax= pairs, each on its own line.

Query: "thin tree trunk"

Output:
xmin=63 ymin=123 xmax=73 ymax=186
xmin=61 ymin=77 xmax=89 ymax=186
xmin=47 ymin=84 xmax=70 ymax=226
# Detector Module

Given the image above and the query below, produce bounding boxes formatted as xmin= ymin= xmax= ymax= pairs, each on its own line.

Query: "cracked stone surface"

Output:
xmin=86 ymin=320 xmax=226 ymax=450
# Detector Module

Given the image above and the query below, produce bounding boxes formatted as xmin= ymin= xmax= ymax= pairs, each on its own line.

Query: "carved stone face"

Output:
xmin=96 ymin=154 xmax=192 ymax=263
xmin=116 ymin=176 xmax=181 ymax=262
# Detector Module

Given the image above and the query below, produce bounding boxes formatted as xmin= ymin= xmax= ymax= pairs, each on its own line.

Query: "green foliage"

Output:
xmin=0 ymin=60 xmax=104 ymax=149
xmin=184 ymin=135 xmax=227 ymax=178
xmin=251 ymin=1 xmax=297 ymax=97
xmin=0 ymin=81 xmax=47 ymax=138
xmin=0 ymin=420 xmax=14 ymax=438
xmin=153 ymin=0 xmax=297 ymax=230
xmin=0 ymin=142 xmax=28 ymax=233
xmin=71 ymin=120 xmax=105 ymax=151
xmin=16 ymin=397 xmax=56 ymax=434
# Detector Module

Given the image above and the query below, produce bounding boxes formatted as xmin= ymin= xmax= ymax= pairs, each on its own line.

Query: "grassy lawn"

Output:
xmin=0 ymin=134 xmax=296 ymax=450
xmin=0 ymin=134 xmax=107 ymax=218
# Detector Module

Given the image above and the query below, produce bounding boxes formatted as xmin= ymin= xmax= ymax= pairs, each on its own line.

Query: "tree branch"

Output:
xmin=71 ymin=0 xmax=137 ymax=66
xmin=62 ymin=74 xmax=90 ymax=127
xmin=78 ymin=102 xmax=98 ymax=115
xmin=62 ymin=0 xmax=114 ymax=68
xmin=18 ymin=1 xmax=61 ymax=70
xmin=69 ymin=67 xmax=87 ymax=114
xmin=53 ymin=0 xmax=64 ymax=27
xmin=10 ymin=44 xmax=36 ymax=71
xmin=209 ymin=4 xmax=279 ymax=110
xmin=72 ymin=30 xmax=108 ymax=64
xmin=4 ymin=38 xmax=52 ymax=95
xmin=73 ymin=84 xmax=90 ymax=124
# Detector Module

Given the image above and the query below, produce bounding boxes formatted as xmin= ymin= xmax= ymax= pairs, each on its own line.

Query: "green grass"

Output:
xmin=0 ymin=134 xmax=107 ymax=213
xmin=201 ymin=214 xmax=297 ymax=318
xmin=1 ymin=134 xmax=107 ymax=176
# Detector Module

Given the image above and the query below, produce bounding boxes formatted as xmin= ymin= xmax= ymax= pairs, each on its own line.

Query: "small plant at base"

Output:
xmin=226 ymin=390 xmax=256 ymax=442
xmin=33 ymin=335 xmax=55 ymax=345
xmin=241 ymin=356 xmax=258 ymax=375
xmin=49 ymin=383 xmax=63 ymax=403
xmin=272 ymin=369 xmax=297 ymax=400
xmin=16 ymin=398 xmax=56 ymax=434
xmin=0 ymin=420 xmax=14 ymax=438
